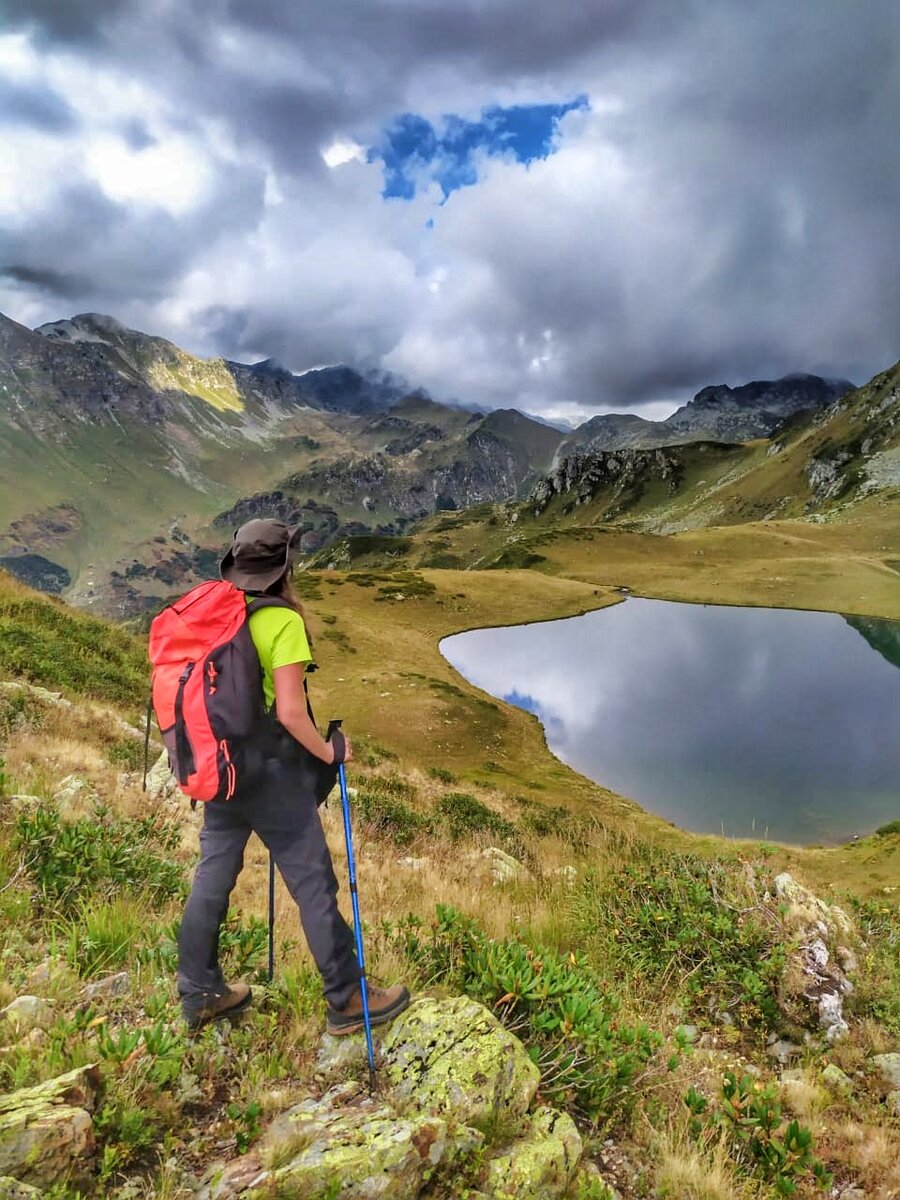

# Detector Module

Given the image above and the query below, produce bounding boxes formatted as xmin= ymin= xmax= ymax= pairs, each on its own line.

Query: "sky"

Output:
xmin=1 ymin=1 xmax=899 ymax=424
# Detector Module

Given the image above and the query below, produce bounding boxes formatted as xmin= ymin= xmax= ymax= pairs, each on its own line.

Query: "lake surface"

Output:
xmin=440 ymin=599 xmax=900 ymax=845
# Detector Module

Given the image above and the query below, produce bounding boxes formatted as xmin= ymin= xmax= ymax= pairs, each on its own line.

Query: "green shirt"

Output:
xmin=247 ymin=604 xmax=313 ymax=712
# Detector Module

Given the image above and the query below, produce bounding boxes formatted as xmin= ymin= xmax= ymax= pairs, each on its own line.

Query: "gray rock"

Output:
xmin=480 ymin=847 xmax=529 ymax=884
xmin=822 ymin=1064 xmax=853 ymax=1093
xmin=835 ymin=945 xmax=859 ymax=974
xmin=766 ymin=1039 xmax=803 ymax=1065
xmin=396 ymin=856 xmax=429 ymax=872
xmin=51 ymin=775 xmax=95 ymax=815
xmin=1 ymin=997 xmax=54 ymax=1034
xmin=887 ymin=1091 xmax=900 ymax=1118
xmin=83 ymin=972 xmax=130 ymax=1002
xmin=0 ymin=1177 xmax=44 ymax=1198
xmin=840 ymin=1189 xmax=867 ymax=1200
xmin=551 ymin=865 xmax=578 ymax=885
xmin=676 ymin=1024 xmax=698 ymax=1044
xmin=144 ymin=751 xmax=179 ymax=802
xmin=871 ymin=1053 xmax=900 ymax=1092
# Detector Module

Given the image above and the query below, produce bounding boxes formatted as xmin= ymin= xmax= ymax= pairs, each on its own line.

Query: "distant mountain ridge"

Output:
xmin=0 ymin=306 xmax=874 ymax=612
xmin=561 ymin=374 xmax=854 ymax=454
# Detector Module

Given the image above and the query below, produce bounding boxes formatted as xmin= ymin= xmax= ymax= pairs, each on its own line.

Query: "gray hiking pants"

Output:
xmin=177 ymin=756 xmax=360 ymax=1018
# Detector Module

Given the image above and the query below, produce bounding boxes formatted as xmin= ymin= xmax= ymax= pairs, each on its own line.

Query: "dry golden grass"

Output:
xmin=653 ymin=1127 xmax=752 ymax=1200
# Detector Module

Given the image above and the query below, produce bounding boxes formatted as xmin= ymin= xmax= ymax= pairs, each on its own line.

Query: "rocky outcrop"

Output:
xmin=0 ymin=1066 xmax=100 ymax=1188
xmin=773 ymin=873 xmax=857 ymax=1043
xmin=204 ymin=996 xmax=582 ymax=1200
xmin=530 ymin=447 xmax=686 ymax=516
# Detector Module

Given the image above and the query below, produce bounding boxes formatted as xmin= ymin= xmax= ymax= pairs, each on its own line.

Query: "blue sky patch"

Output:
xmin=372 ymin=97 xmax=588 ymax=200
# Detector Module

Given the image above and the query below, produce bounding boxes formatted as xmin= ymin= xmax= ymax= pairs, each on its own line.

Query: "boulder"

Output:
xmin=0 ymin=1178 xmax=43 ymax=1198
xmin=871 ymin=1053 xmax=900 ymax=1093
xmin=822 ymin=1064 xmax=853 ymax=1094
xmin=1 ymin=997 xmax=54 ymax=1035
xmin=380 ymin=996 xmax=540 ymax=1130
xmin=0 ymin=1065 xmax=100 ymax=1187
xmin=51 ymin=774 xmax=95 ymax=816
xmin=484 ymin=1107 xmax=582 ymax=1199
xmin=480 ymin=847 xmax=529 ymax=885
xmin=773 ymin=873 xmax=853 ymax=939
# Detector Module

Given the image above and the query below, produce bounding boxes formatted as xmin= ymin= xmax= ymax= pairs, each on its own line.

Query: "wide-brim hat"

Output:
xmin=220 ymin=518 xmax=295 ymax=592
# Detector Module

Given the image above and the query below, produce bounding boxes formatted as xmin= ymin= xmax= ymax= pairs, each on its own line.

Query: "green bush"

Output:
xmin=573 ymin=850 xmax=786 ymax=1027
xmin=874 ymin=819 xmax=900 ymax=837
xmin=14 ymin=802 xmax=185 ymax=914
xmin=355 ymin=787 xmax=434 ymax=844
xmin=386 ymin=904 xmax=661 ymax=1127
xmin=435 ymin=792 xmax=517 ymax=843
xmin=686 ymin=1072 xmax=832 ymax=1194
xmin=62 ymin=897 xmax=149 ymax=977
xmin=427 ymin=765 xmax=457 ymax=784
xmin=106 ymin=738 xmax=146 ymax=771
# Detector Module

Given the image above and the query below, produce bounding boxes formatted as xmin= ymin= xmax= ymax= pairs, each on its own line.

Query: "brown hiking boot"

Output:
xmin=185 ymin=982 xmax=252 ymax=1032
xmin=326 ymin=981 xmax=410 ymax=1036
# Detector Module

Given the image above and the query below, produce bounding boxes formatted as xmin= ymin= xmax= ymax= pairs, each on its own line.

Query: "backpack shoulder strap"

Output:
xmin=245 ymin=595 xmax=295 ymax=616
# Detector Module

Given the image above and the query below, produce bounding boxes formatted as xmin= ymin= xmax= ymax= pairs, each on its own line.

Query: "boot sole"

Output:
xmin=326 ymin=989 xmax=410 ymax=1037
xmin=185 ymin=989 xmax=253 ymax=1032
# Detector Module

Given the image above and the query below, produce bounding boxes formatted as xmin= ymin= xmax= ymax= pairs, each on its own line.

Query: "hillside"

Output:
xmin=0 ymin=312 xmax=560 ymax=614
xmin=0 ymin=567 xmax=898 ymax=1198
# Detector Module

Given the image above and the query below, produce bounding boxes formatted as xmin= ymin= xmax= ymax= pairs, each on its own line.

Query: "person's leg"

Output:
xmin=177 ymin=802 xmax=252 ymax=1019
xmin=250 ymin=761 xmax=361 ymax=1010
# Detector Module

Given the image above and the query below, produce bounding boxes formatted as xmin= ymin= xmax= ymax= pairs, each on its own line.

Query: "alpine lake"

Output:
xmin=440 ymin=598 xmax=900 ymax=846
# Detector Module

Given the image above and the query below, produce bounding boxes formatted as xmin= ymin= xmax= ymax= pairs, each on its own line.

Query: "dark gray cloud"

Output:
xmin=1 ymin=0 xmax=899 ymax=417
xmin=0 ymin=78 xmax=78 ymax=130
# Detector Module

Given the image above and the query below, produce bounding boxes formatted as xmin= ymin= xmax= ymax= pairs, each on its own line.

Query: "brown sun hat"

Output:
xmin=219 ymin=518 xmax=295 ymax=592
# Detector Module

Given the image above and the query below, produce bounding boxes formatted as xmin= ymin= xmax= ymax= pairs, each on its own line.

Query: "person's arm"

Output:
xmin=272 ymin=662 xmax=353 ymax=764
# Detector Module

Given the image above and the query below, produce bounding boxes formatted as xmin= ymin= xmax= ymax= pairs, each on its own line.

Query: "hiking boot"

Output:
xmin=326 ymin=981 xmax=410 ymax=1036
xmin=184 ymin=982 xmax=252 ymax=1032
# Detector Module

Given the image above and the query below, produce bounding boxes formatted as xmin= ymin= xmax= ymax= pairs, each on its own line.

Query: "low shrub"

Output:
xmin=427 ymin=765 xmax=457 ymax=784
xmin=355 ymin=784 xmax=432 ymax=847
xmin=573 ymin=849 xmax=786 ymax=1027
xmin=14 ymin=802 xmax=185 ymax=914
xmin=685 ymin=1071 xmax=832 ymax=1194
xmin=845 ymin=895 xmax=900 ymax=1033
xmin=435 ymin=791 xmax=517 ymax=843
xmin=386 ymin=904 xmax=661 ymax=1127
xmin=61 ymin=896 xmax=149 ymax=977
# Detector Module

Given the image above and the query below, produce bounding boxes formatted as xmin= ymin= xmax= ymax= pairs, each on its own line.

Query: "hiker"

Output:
xmin=175 ymin=518 xmax=410 ymax=1033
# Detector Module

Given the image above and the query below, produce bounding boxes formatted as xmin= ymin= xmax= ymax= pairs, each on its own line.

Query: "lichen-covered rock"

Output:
xmin=0 ymin=1065 xmax=100 ymax=1187
xmin=479 ymin=847 xmax=529 ymax=884
xmin=1 ymin=996 xmax=54 ymax=1035
xmin=773 ymin=874 xmax=857 ymax=1042
xmin=380 ymin=996 xmax=540 ymax=1131
xmin=484 ymin=1107 xmax=582 ymax=1199
xmin=871 ymin=1053 xmax=900 ymax=1092
xmin=822 ymin=1064 xmax=853 ymax=1094
xmin=144 ymin=750 xmax=179 ymax=803
xmin=774 ymin=874 xmax=853 ymax=939
xmin=0 ymin=1177 xmax=43 ymax=1198
xmin=264 ymin=1083 xmax=451 ymax=1199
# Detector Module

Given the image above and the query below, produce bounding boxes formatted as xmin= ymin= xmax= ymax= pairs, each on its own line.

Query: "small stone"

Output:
xmin=886 ymin=1091 xmax=900 ymax=1118
xmin=766 ymin=1039 xmax=803 ymax=1065
xmin=715 ymin=1010 xmax=736 ymax=1027
xmin=7 ymin=795 xmax=43 ymax=810
xmin=822 ymin=1064 xmax=853 ymax=1093
xmin=871 ymin=1052 xmax=900 ymax=1092
xmin=83 ymin=972 xmax=130 ymax=1002
xmin=780 ymin=1068 xmax=805 ymax=1083
xmin=676 ymin=1024 xmax=698 ymax=1043
xmin=25 ymin=960 xmax=54 ymax=988
xmin=835 ymin=945 xmax=859 ymax=973
xmin=840 ymin=1188 xmax=867 ymax=1200
xmin=551 ymin=865 xmax=578 ymax=885
xmin=818 ymin=992 xmax=849 ymax=1042
xmin=314 ymin=1033 xmax=372 ymax=1078
xmin=144 ymin=752 xmax=179 ymax=803
xmin=1 ymin=996 xmax=55 ymax=1034
xmin=397 ymin=856 xmax=429 ymax=871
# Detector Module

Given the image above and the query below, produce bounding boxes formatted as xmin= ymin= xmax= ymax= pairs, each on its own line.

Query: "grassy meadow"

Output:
xmin=1 ymin=508 xmax=899 ymax=1198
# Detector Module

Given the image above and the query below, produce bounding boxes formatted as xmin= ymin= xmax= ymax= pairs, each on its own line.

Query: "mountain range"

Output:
xmin=0 ymin=308 xmax=883 ymax=614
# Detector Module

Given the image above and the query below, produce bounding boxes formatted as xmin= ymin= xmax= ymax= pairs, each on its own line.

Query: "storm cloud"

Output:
xmin=1 ymin=0 xmax=898 ymax=420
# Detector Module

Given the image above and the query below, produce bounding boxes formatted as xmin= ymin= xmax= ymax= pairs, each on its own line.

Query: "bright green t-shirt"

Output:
xmin=247 ymin=604 xmax=313 ymax=712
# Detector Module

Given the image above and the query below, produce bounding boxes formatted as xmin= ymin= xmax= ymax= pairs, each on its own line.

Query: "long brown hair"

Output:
xmin=264 ymin=567 xmax=306 ymax=621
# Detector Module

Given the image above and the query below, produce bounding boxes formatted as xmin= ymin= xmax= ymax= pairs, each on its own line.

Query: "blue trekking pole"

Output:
xmin=329 ymin=719 xmax=377 ymax=1092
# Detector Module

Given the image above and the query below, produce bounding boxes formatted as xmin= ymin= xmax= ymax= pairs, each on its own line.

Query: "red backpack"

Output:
xmin=148 ymin=580 xmax=291 ymax=802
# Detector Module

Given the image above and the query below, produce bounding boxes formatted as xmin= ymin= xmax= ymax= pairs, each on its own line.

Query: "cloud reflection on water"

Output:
xmin=441 ymin=599 xmax=900 ymax=844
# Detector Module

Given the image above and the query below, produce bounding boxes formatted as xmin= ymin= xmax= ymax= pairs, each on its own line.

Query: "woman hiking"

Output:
xmin=176 ymin=518 xmax=410 ymax=1034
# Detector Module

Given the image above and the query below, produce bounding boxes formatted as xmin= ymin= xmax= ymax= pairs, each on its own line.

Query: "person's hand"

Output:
xmin=330 ymin=734 xmax=353 ymax=764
